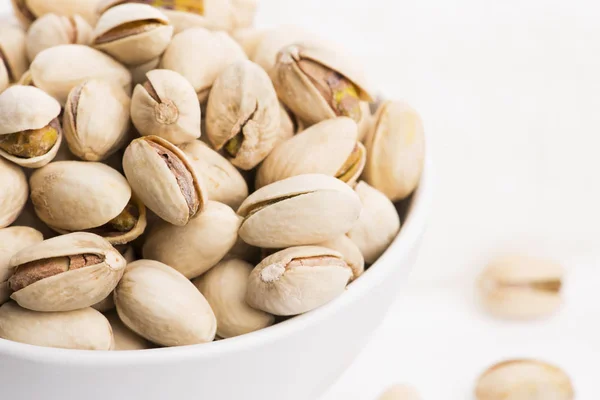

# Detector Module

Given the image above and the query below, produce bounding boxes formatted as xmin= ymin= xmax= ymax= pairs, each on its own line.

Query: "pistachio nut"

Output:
xmin=0 ymin=302 xmax=113 ymax=350
xmin=161 ymin=27 xmax=247 ymax=102
xmin=94 ymin=4 xmax=173 ymax=66
xmin=206 ymin=60 xmax=280 ymax=170
xmin=256 ymin=117 xmax=365 ymax=188
xmin=8 ymin=232 xmax=126 ymax=312
xmin=272 ymin=43 xmax=373 ymax=126
xmin=347 ymin=181 xmax=401 ymax=264
xmin=0 ymin=25 xmax=28 ymax=93
xmin=316 ymin=235 xmax=364 ymax=281
xmin=0 ymin=227 xmax=43 ymax=305
xmin=251 ymin=25 xmax=315 ymax=73
xmin=378 ymin=385 xmax=422 ymax=400
xmin=475 ymin=359 xmax=574 ymax=400
xmin=246 ymin=246 xmax=352 ymax=316
xmin=91 ymin=245 xmax=136 ymax=313
xmin=115 ymin=259 xmax=217 ymax=347
xmin=193 ymin=258 xmax=275 ymax=338
xmin=477 ymin=255 xmax=563 ymax=320
xmin=131 ymin=69 xmax=201 ymax=145
xmin=105 ymin=310 xmax=151 ymax=350
xmin=238 ymin=174 xmax=362 ymax=248
xmin=129 ymin=57 xmax=160 ymax=86
xmin=63 ymin=79 xmax=131 ymax=161
xmin=143 ymin=201 xmax=240 ymax=279
xmin=30 ymin=44 xmax=132 ymax=105
xmin=11 ymin=0 xmax=100 ymax=27
xmin=277 ymin=101 xmax=303 ymax=144
xmin=26 ymin=14 xmax=93 ymax=62
xmin=363 ymin=101 xmax=425 ymax=201
xmin=357 ymin=101 xmax=373 ymax=142
xmin=0 ymin=85 xmax=63 ymax=168
xmin=232 ymin=28 xmax=266 ymax=59
xmin=123 ymin=135 xmax=206 ymax=226
xmin=179 ymin=140 xmax=248 ymax=209
xmin=0 ymin=157 xmax=28 ymax=228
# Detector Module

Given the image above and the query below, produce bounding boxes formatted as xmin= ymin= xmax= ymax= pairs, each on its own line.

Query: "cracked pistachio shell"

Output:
xmin=8 ymin=232 xmax=127 ymax=312
xmin=364 ymin=101 xmax=425 ymax=201
xmin=256 ymin=117 xmax=365 ymax=188
xmin=237 ymin=174 xmax=362 ymax=248
xmin=26 ymin=14 xmax=93 ymax=62
xmin=0 ymin=302 xmax=113 ymax=350
xmin=347 ymin=181 xmax=401 ymax=264
xmin=316 ymin=235 xmax=364 ymax=281
xmin=63 ymin=79 xmax=131 ymax=161
xmin=91 ymin=245 xmax=136 ymax=313
xmin=193 ymin=258 xmax=274 ymax=338
xmin=251 ymin=25 xmax=316 ymax=73
xmin=477 ymin=255 xmax=563 ymax=320
xmin=123 ymin=135 xmax=206 ymax=226
xmin=115 ymin=259 xmax=217 ymax=347
xmin=143 ymin=201 xmax=241 ymax=279
xmin=11 ymin=0 xmax=100 ymax=27
xmin=105 ymin=311 xmax=151 ymax=350
xmin=206 ymin=60 xmax=280 ymax=170
xmin=179 ymin=140 xmax=248 ymax=209
xmin=0 ymin=158 xmax=28 ymax=228
xmin=0 ymin=227 xmax=43 ymax=305
xmin=0 ymin=85 xmax=63 ymax=168
xmin=246 ymin=246 xmax=352 ymax=316
xmin=160 ymin=27 xmax=247 ymax=102
xmin=132 ymin=69 xmax=201 ymax=145
xmin=93 ymin=4 xmax=173 ymax=66
xmin=130 ymin=57 xmax=160 ymax=86
xmin=475 ymin=359 xmax=574 ymax=400
xmin=377 ymin=385 xmax=422 ymax=400
xmin=30 ymin=44 xmax=132 ymax=106
xmin=0 ymin=25 xmax=28 ymax=92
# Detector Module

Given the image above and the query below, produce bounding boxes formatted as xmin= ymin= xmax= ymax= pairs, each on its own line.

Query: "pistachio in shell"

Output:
xmin=363 ymin=101 xmax=425 ymax=201
xmin=26 ymin=13 xmax=93 ymax=62
xmin=251 ymin=25 xmax=316 ymax=73
xmin=237 ymin=174 xmax=363 ymax=248
xmin=123 ymin=135 xmax=206 ymax=226
xmin=105 ymin=310 xmax=152 ymax=350
xmin=315 ymin=235 xmax=364 ymax=281
xmin=11 ymin=0 xmax=101 ymax=27
xmin=0 ymin=302 xmax=113 ymax=350
xmin=131 ymin=69 xmax=201 ymax=145
xmin=8 ymin=232 xmax=126 ymax=312
xmin=114 ymin=259 xmax=217 ymax=347
xmin=91 ymin=245 xmax=136 ymax=313
xmin=0 ymin=157 xmax=28 ymax=228
xmin=246 ymin=246 xmax=352 ymax=316
xmin=0 ymin=25 xmax=28 ymax=92
xmin=206 ymin=60 xmax=280 ymax=170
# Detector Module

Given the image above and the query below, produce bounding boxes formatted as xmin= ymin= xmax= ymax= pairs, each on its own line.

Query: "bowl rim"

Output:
xmin=0 ymin=154 xmax=433 ymax=365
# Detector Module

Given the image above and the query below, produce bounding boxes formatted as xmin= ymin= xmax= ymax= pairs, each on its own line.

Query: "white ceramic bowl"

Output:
xmin=0 ymin=158 xmax=432 ymax=400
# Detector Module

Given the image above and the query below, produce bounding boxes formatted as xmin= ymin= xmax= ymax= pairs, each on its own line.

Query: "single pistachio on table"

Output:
xmin=63 ymin=79 xmax=131 ymax=161
xmin=272 ymin=42 xmax=374 ymax=126
xmin=0 ymin=157 xmax=28 ymax=228
xmin=315 ymin=235 xmax=364 ymax=281
xmin=179 ymin=140 xmax=249 ymax=209
xmin=105 ymin=310 xmax=152 ymax=350
xmin=26 ymin=13 xmax=93 ymax=62
xmin=115 ymin=259 xmax=217 ymax=347
xmin=0 ymin=85 xmax=62 ymax=168
xmin=477 ymin=254 xmax=563 ymax=320
xmin=0 ymin=302 xmax=113 ymax=350
xmin=143 ymin=201 xmax=240 ymax=279
xmin=91 ymin=245 xmax=136 ymax=313
xmin=256 ymin=117 xmax=365 ymax=188
xmin=93 ymin=4 xmax=173 ymax=66
xmin=363 ymin=101 xmax=425 ymax=201
xmin=160 ymin=27 xmax=247 ymax=103
xmin=246 ymin=246 xmax=353 ymax=316
xmin=193 ymin=258 xmax=275 ymax=338
xmin=131 ymin=69 xmax=201 ymax=145
xmin=347 ymin=181 xmax=401 ymax=264
xmin=123 ymin=135 xmax=206 ymax=226
xmin=206 ymin=60 xmax=280 ymax=170
xmin=232 ymin=28 xmax=266 ymax=59
xmin=11 ymin=0 xmax=100 ymax=27
xmin=377 ymin=385 xmax=422 ymax=400
xmin=251 ymin=25 xmax=316 ymax=73
xmin=7 ymin=232 xmax=127 ymax=312
xmin=237 ymin=174 xmax=363 ymax=248
xmin=129 ymin=57 xmax=160 ymax=86
xmin=30 ymin=44 xmax=132 ymax=106
xmin=0 ymin=25 xmax=28 ymax=93
xmin=30 ymin=161 xmax=147 ymax=245
xmin=475 ymin=359 xmax=574 ymax=400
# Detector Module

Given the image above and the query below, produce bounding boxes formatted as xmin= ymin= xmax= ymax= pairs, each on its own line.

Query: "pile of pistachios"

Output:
xmin=0 ymin=0 xmax=425 ymax=350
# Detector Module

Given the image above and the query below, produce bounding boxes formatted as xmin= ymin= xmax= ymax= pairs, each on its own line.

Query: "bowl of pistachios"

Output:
xmin=0 ymin=1 xmax=431 ymax=399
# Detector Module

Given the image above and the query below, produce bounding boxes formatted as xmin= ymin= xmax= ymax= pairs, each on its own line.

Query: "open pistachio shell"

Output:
xmin=251 ymin=25 xmax=316 ymax=73
xmin=246 ymin=246 xmax=352 ymax=316
xmin=105 ymin=310 xmax=151 ymax=350
xmin=179 ymin=140 xmax=248 ymax=209
xmin=256 ymin=117 xmax=365 ymax=188
xmin=123 ymin=135 xmax=206 ymax=226
xmin=143 ymin=201 xmax=241 ymax=279
xmin=30 ymin=44 xmax=132 ymax=106
xmin=206 ymin=60 xmax=280 ymax=170
xmin=115 ymin=259 xmax=217 ymax=347
xmin=237 ymin=174 xmax=363 ymax=248
xmin=315 ymin=235 xmax=364 ymax=280
xmin=131 ymin=69 xmax=201 ymax=145
xmin=0 ymin=158 xmax=28 ymax=228
xmin=11 ymin=0 xmax=101 ymax=27
xmin=26 ymin=14 xmax=93 ymax=62
xmin=0 ymin=302 xmax=113 ymax=350
xmin=0 ymin=25 xmax=28 ymax=92
xmin=363 ymin=101 xmax=425 ymax=201
xmin=8 ymin=232 xmax=127 ymax=312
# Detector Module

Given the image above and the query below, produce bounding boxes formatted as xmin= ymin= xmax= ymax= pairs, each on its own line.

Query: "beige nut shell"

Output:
xmin=0 ymin=227 xmax=43 ymax=304
xmin=105 ymin=311 xmax=151 ymax=350
xmin=0 ymin=157 xmax=28 ymax=228
xmin=251 ymin=25 xmax=316 ymax=73
xmin=11 ymin=0 xmax=101 ymax=27
xmin=0 ymin=24 xmax=28 ymax=90
xmin=316 ymin=235 xmax=365 ymax=280
xmin=159 ymin=0 xmax=237 ymax=33
xmin=26 ymin=14 xmax=93 ymax=62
